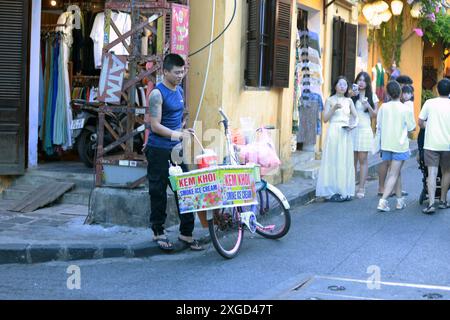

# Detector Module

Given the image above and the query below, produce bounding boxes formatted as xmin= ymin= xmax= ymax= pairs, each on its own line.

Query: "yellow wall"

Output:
xmin=423 ymin=41 xmax=445 ymax=96
xmin=398 ymin=12 xmax=423 ymax=135
xmin=188 ymin=0 xmax=297 ymax=182
xmin=365 ymin=11 xmax=423 ymax=136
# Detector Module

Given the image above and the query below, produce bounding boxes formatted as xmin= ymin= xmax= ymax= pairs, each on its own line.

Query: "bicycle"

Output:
xmin=169 ymin=109 xmax=291 ymax=259
xmin=204 ymin=109 xmax=291 ymax=259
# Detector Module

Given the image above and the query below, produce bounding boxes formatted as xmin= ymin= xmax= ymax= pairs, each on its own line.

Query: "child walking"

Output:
xmin=376 ymin=81 xmax=416 ymax=212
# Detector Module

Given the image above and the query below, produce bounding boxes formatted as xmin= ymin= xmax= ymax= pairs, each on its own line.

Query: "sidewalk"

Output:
xmin=0 ymin=142 xmax=418 ymax=264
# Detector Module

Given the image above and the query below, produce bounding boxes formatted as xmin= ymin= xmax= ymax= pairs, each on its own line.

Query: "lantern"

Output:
xmin=374 ymin=1 xmax=389 ymax=13
xmin=391 ymin=0 xmax=404 ymax=15
xmin=380 ymin=9 xmax=393 ymax=22
xmin=363 ymin=3 xmax=376 ymax=22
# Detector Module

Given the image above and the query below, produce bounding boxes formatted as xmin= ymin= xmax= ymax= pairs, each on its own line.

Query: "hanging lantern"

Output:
xmin=363 ymin=3 xmax=376 ymax=22
xmin=374 ymin=1 xmax=389 ymax=13
xmin=410 ymin=2 xmax=423 ymax=18
xmin=380 ymin=9 xmax=393 ymax=22
xmin=391 ymin=0 xmax=404 ymax=16
xmin=372 ymin=14 xmax=383 ymax=27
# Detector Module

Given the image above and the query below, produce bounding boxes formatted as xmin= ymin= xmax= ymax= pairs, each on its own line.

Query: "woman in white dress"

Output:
xmin=351 ymin=72 xmax=379 ymax=198
xmin=316 ymin=77 xmax=359 ymax=202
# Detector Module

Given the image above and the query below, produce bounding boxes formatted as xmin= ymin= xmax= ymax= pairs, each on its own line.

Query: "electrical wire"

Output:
xmin=188 ymin=0 xmax=237 ymax=58
xmin=193 ymin=0 xmax=216 ymax=127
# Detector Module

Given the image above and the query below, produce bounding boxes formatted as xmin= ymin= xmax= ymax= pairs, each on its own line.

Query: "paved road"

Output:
xmin=0 ymin=158 xmax=449 ymax=300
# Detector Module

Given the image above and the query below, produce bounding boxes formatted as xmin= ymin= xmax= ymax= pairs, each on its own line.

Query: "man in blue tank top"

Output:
xmin=143 ymin=54 xmax=204 ymax=251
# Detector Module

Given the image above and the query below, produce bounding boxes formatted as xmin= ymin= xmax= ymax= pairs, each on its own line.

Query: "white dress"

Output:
xmin=352 ymin=93 xmax=379 ymax=152
xmin=316 ymin=96 xmax=357 ymax=198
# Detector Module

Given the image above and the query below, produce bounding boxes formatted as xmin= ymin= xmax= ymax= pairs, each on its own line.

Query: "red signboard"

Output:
xmin=171 ymin=4 xmax=190 ymax=60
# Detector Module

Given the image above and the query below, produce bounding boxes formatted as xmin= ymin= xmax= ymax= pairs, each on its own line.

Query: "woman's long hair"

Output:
xmin=331 ymin=76 xmax=350 ymax=97
xmin=352 ymin=71 xmax=375 ymax=113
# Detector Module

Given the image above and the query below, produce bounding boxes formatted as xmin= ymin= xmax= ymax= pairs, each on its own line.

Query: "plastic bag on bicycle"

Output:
xmin=238 ymin=128 xmax=281 ymax=176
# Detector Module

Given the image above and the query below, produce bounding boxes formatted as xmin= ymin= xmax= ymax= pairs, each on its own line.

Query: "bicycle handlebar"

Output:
xmin=218 ymin=108 xmax=229 ymax=122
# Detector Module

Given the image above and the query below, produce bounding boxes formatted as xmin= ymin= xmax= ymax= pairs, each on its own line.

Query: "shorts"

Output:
xmin=424 ymin=149 xmax=450 ymax=170
xmin=381 ymin=150 xmax=410 ymax=161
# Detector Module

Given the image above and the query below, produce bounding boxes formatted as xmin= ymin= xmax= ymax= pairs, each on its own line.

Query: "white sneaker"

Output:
xmin=396 ymin=197 xmax=406 ymax=210
xmin=377 ymin=199 xmax=390 ymax=212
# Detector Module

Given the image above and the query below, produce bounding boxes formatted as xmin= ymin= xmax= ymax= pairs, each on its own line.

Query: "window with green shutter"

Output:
xmin=245 ymin=0 xmax=292 ymax=88
xmin=0 ymin=0 xmax=29 ymax=174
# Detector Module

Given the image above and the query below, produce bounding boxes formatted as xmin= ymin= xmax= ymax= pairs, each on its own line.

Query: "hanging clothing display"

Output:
xmin=297 ymin=93 xmax=324 ymax=146
xmin=373 ymin=63 xmax=386 ymax=102
xmin=293 ymin=30 xmax=324 ymax=145
xmin=39 ymin=12 xmax=75 ymax=155
xmin=54 ymin=12 xmax=74 ymax=149
xmin=90 ymin=11 xmax=131 ymax=69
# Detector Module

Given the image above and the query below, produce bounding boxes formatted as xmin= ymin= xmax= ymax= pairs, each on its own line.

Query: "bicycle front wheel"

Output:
xmin=255 ymin=188 xmax=291 ymax=239
xmin=208 ymin=207 xmax=244 ymax=259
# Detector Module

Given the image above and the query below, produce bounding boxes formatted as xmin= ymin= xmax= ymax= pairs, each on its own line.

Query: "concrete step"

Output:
xmin=11 ymin=174 xmax=95 ymax=190
xmin=293 ymin=160 xmax=321 ymax=180
xmin=291 ymin=151 xmax=316 ymax=167
xmin=2 ymin=184 xmax=91 ymax=206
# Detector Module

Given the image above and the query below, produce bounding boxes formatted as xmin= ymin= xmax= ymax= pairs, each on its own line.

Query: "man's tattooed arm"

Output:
xmin=147 ymin=89 xmax=182 ymax=140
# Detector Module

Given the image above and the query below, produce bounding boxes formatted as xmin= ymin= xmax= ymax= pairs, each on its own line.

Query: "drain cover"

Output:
xmin=423 ymin=293 xmax=443 ymax=300
xmin=328 ymin=285 xmax=346 ymax=292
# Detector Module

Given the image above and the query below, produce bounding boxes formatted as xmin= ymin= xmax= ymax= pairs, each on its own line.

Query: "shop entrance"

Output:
xmin=291 ymin=5 xmax=323 ymax=179
xmin=36 ymin=1 xmax=107 ymax=172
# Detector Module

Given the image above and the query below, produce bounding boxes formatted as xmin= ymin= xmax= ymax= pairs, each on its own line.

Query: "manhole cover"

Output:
xmin=328 ymin=285 xmax=346 ymax=292
xmin=423 ymin=293 xmax=443 ymax=300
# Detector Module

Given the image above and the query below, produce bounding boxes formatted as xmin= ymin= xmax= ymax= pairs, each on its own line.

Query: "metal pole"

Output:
xmin=127 ymin=0 xmax=140 ymax=156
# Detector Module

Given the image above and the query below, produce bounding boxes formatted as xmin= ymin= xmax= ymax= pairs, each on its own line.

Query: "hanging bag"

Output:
xmin=239 ymin=128 xmax=281 ymax=176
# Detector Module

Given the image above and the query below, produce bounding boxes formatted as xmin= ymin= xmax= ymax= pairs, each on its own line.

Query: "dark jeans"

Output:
xmin=145 ymin=146 xmax=195 ymax=237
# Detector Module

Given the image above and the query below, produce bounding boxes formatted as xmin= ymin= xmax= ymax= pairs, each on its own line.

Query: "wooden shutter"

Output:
xmin=272 ymin=0 xmax=292 ymax=88
xmin=331 ymin=17 xmax=344 ymax=88
xmin=0 ymin=1 xmax=29 ymax=175
xmin=245 ymin=0 xmax=262 ymax=87
xmin=343 ymin=23 xmax=357 ymax=84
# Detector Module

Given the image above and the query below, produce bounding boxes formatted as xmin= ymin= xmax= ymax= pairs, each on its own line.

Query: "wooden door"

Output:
xmin=0 ymin=1 xmax=29 ymax=175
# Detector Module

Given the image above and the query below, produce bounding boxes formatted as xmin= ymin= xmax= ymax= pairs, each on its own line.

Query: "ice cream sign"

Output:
xmin=170 ymin=166 xmax=260 ymax=214
xmin=171 ymin=4 xmax=189 ymax=60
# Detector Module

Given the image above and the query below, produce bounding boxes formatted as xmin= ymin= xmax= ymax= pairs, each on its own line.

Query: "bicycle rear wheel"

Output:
xmin=208 ymin=207 xmax=244 ymax=259
xmin=255 ymin=188 xmax=291 ymax=239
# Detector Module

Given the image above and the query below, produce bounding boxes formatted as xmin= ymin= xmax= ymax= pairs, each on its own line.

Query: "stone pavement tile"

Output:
xmin=27 ymin=219 xmax=68 ymax=227
xmin=0 ymin=223 xmax=16 ymax=231
xmin=0 ymin=211 xmax=16 ymax=218
xmin=3 ymin=217 xmax=35 ymax=224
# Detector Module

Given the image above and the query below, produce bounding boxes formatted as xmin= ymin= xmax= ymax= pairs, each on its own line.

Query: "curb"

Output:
xmin=0 ymin=147 xmax=418 ymax=265
xmin=0 ymin=233 xmax=212 ymax=265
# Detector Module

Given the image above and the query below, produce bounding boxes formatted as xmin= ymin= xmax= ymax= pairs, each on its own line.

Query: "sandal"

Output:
xmin=389 ymin=191 xmax=408 ymax=198
xmin=328 ymin=194 xmax=345 ymax=202
xmin=356 ymin=189 xmax=365 ymax=199
xmin=153 ymin=235 xmax=174 ymax=251
xmin=178 ymin=237 xmax=205 ymax=251
xmin=438 ymin=201 xmax=450 ymax=209
xmin=422 ymin=204 xmax=436 ymax=214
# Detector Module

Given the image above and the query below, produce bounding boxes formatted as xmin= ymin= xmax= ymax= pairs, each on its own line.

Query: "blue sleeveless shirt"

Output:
xmin=148 ymin=82 xmax=185 ymax=149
